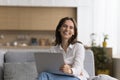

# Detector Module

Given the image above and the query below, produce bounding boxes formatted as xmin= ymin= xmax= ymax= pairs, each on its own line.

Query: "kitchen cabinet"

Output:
xmin=0 ymin=6 xmax=76 ymax=30
xmin=0 ymin=7 xmax=19 ymax=30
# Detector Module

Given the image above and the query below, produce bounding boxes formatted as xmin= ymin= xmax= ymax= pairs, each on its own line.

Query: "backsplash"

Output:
xmin=0 ymin=30 xmax=55 ymax=46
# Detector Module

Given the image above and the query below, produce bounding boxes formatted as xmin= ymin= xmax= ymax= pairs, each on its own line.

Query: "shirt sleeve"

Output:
xmin=71 ymin=43 xmax=85 ymax=76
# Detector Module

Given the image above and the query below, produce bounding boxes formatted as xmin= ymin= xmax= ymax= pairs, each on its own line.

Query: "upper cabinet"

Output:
xmin=0 ymin=7 xmax=19 ymax=30
xmin=0 ymin=6 xmax=76 ymax=30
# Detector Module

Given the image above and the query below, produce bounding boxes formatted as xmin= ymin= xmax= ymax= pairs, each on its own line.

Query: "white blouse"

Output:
xmin=49 ymin=43 xmax=89 ymax=80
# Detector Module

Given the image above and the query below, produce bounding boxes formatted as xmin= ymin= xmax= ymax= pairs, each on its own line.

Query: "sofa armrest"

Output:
xmin=84 ymin=49 xmax=95 ymax=77
xmin=0 ymin=49 xmax=7 ymax=80
xmin=0 ymin=66 xmax=3 ymax=80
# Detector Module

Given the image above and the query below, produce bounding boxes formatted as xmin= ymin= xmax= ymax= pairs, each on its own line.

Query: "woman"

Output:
xmin=38 ymin=17 xmax=89 ymax=80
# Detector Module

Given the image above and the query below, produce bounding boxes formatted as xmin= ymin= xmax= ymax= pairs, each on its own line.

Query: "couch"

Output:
xmin=0 ymin=49 xmax=95 ymax=80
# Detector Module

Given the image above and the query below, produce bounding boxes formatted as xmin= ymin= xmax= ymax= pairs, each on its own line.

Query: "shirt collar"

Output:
xmin=58 ymin=44 xmax=73 ymax=50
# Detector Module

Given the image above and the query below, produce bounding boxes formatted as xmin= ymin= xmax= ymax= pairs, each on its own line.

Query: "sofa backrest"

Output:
xmin=4 ymin=49 xmax=49 ymax=63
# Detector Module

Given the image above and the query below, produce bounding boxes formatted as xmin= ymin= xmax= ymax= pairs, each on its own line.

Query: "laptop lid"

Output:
xmin=34 ymin=52 xmax=65 ymax=75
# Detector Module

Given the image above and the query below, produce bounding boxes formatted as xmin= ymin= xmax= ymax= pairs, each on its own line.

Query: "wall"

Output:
xmin=117 ymin=0 xmax=120 ymax=58
xmin=78 ymin=0 xmax=119 ymax=58
xmin=77 ymin=2 xmax=93 ymax=46
xmin=91 ymin=0 xmax=118 ymax=58
xmin=0 ymin=0 xmax=78 ymax=7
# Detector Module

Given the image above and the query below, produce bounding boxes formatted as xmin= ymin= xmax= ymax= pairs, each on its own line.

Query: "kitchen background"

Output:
xmin=0 ymin=30 xmax=55 ymax=46
xmin=0 ymin=6 xmax=76 ymax=47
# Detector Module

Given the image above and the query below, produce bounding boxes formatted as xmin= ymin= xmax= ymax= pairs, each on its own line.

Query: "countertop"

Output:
xmin=0 ymin=46 xmax=51 ymax=49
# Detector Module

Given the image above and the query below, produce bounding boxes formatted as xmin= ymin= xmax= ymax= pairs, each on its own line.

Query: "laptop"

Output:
xmin=34 ymin=52 xmax=74 ymax=76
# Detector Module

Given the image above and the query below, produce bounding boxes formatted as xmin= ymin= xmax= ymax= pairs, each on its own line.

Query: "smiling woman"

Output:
xmin=38 ymin=17 xmax=89 ymax=80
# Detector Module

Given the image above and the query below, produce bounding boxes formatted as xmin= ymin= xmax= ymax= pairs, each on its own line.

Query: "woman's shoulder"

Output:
xmin=73 ymin=42 xmax=84 ymax=47
xmin=72 ymin=42 xmax=85 ymax=50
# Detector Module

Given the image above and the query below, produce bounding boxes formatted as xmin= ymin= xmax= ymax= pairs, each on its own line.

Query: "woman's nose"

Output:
xmin=65 ymin=26 xmax=69 ymax=30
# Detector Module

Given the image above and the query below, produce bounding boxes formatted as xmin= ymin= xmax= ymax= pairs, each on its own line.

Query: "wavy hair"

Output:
xmin=55 ymin=17 xmax=80 ymax=45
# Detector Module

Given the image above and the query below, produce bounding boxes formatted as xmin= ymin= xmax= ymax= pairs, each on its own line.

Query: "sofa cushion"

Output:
xmin=4 ymin=62 xmax=38 ymax=80
xmin=5 ymin=49 xmax=49 ymax=63
xmin=5 ymin=51 xmax=35 ymax=63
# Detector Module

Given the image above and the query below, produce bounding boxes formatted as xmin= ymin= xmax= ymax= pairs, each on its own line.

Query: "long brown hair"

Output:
xmin=55 ymin=17 xmax=81 ymax=45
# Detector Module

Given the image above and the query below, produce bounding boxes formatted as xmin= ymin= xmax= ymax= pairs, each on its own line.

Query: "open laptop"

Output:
xmin=34 ymin=52 xmax=74 ymax=76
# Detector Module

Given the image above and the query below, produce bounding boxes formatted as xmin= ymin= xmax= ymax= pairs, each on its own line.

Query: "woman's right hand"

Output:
xmin=60 ymin=64 xmax=73 ymax=74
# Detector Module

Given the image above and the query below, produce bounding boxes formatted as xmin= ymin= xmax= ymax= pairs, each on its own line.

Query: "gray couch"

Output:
xmin=0 ymin=49 xmax=95 ymax=80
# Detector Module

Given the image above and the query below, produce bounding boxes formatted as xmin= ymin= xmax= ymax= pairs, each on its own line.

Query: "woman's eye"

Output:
xmin=62 ymin=24 xmax=74 ymax=30
xmin=62 ymin=24 xmax=67 ymax=28
xmin=70 ymin=26 xmax=74 ymax=29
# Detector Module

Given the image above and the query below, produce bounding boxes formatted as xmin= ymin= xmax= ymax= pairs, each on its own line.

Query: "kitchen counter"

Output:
xmin=0 ymin=46 xmax=51 ymax=49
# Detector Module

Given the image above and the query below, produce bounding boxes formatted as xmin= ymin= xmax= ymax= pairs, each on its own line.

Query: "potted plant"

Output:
xmin=102 ymin=34 xmax=108 ymax=47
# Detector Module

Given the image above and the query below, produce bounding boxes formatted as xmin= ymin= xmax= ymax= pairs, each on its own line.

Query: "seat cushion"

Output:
xmin=4 ymin=62 xmax=38 ymax=80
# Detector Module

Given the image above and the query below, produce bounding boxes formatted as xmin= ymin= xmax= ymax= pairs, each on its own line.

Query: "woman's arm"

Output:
xmin=71 ymin=43 xmax=85 ymax=76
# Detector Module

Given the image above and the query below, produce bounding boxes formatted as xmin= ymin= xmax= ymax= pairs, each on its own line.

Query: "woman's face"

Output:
xmin=59 ymin=20 xmax=75 ymax=40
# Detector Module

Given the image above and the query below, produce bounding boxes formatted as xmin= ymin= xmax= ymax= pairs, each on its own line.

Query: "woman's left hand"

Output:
xmin=60 ymin=64 xmax=72 ymax=74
